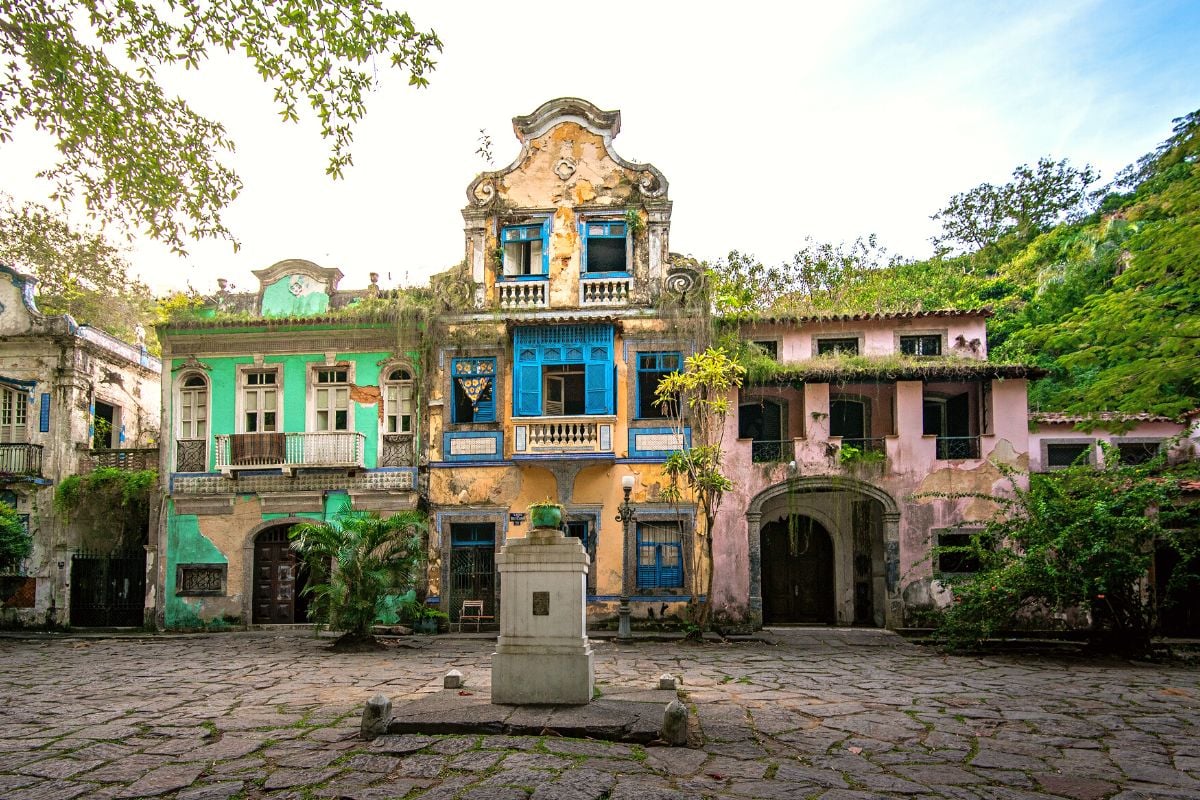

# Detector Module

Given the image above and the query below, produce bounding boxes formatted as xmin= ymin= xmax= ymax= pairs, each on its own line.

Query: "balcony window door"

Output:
xmin=384 ymin=368 xmax=414 ymax=434
xmin=242 ymin=370 xmax=278 ymax=433
xmin=830 ymin=397 xmax=867 ymax=440
xmin=0 ymin=387 xmax=27 ymax=443
xmin=179 ymin=375 xmax=208 ymax=439
xmin=176 ymin=374 xmax=209 ymax=471
xmin=313 ymin=368 xmax=350 ymax=432
xmin=93 ymin=400 xmax=119 ymax=448
xmin=381 ymin=367 xmax=415 ymax=468
xmin=924 ymin=390 xmax=975 ymax=458
xmin=739 ymin=397 xmax=787 ymax=462
xmin=513 ymin=325 xmax=614 ymax=417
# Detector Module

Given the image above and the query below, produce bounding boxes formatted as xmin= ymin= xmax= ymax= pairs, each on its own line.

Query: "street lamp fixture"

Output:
xmin=615 ymin=474 xmax=637 ymax=641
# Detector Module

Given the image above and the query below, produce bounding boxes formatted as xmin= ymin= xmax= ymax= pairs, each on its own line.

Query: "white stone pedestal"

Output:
xmin=491 ymin=526 xmax=594 ymax=705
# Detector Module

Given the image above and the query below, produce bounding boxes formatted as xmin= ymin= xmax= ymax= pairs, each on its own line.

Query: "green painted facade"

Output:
xmin=261 ymin=274 xmax=331 ymax=316
xmin=171 ymin=350 xmax=408 ymax=470
xmin=164 ymin=493 xmax=352 ymax=628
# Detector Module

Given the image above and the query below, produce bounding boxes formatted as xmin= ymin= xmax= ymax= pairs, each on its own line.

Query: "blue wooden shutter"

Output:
xmin=475 ymin=378 xmax=496 ymax=422
xmin=584 ymin=363 xmax=610 ymax=415
xmin=39 ymin=393 xmax=50 ymax=432
xmin=516 ymin=364 xmax=541 ymax=416
xmin=540 ymin=218 xmax=551 ymax=274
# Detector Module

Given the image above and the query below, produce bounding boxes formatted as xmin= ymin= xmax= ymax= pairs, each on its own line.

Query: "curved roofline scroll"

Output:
xmin=465 ymin=97 xmax=669 ymax=208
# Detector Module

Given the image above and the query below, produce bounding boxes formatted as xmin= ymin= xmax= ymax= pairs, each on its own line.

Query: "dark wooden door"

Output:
xmin=253 ymin=527 xmax=305 ymax=623
xmin=761 ymin=516 xmax=834 ymax=624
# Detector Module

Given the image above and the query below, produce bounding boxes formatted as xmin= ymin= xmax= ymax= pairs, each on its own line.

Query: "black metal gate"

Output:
xmin=449 ymin=546 xmax=496 ymax=624
xmin=70 ymin=549 xmax=146 ymax=627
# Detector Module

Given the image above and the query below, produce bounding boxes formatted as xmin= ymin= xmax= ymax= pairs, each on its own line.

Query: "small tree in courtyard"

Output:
xmin=289 ymin=507 xmax=426 ymax=651
xmin=655 ymin=347 xmax=746 ymax=630
xmin=931 ymin=452 xmax=1200 ymax=655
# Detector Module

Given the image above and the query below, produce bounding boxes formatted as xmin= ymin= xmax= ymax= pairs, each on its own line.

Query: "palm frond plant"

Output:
xmin=289 ymin=506 xmax=427 ymax=651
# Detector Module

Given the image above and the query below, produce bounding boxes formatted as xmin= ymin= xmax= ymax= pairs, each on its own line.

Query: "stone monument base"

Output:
xmin=492 ymin=648 xmax=595 ymax=705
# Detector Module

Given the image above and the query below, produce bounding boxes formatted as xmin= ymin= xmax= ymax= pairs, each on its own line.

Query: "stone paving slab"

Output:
xmin=0 ymin=628 xmax=1197 ymax=798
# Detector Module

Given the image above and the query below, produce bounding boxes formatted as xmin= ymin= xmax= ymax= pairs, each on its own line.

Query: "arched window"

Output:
xmin=381 ymin=366 xmax=415 ymax=468
xmin=384 ymin=367 xmax=414 ymax=435
xmin=179 ymin=374 xmax=209 ymax=439
xmin=176 ymin=373 xmax=209 ymax=472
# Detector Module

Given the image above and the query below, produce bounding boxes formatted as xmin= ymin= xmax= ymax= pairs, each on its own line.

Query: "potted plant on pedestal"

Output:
xmin=528 ymin=499 xmax=564 ymax=529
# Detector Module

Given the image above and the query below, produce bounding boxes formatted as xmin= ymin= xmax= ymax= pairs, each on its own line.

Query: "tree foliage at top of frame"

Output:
xmin=0 ymin=1 xmax=442 ymax=253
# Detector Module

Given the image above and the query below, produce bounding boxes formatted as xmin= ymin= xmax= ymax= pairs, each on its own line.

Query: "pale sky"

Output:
xmin=4 ymin=0 xmax=1199 ymax=294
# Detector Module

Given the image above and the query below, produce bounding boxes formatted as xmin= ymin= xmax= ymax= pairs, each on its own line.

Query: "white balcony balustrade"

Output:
xmin=580 ymin=275 xmax=631 ymax=306
xmin=215 ymin=431 xmax=366 ymax=475
xmin=497 ymin=279 xmax=548 ymax=309
xmin=513 ymin=417 xmax=615 ymax=455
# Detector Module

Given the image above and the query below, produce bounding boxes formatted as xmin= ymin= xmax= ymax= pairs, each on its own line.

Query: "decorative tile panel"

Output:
xmin=173 ymin=469 xmax=415 ymax=495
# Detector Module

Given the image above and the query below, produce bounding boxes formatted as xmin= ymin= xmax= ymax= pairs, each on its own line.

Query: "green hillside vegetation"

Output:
xmin=712 ymin=109 xmax=1200 ymax=419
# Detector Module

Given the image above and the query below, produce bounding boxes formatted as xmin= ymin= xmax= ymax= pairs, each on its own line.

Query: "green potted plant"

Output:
xmin=528 ymin=499 xmax=564 ymax=529
xmin=415 ymin=606 xmax=449 ymax=634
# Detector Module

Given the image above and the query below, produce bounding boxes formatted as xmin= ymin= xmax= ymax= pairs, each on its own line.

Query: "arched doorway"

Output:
xmin=252 ymin=524 xmax=310 ymax=624
xmin=748 ymin=476 xmax=900 ymax=628
xmin=761 ymin=515 xmax=834 ymax=624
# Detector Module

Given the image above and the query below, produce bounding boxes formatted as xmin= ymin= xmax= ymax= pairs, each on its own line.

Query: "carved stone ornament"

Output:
xmin=665 ymin=265 xmax=702 ymax=300
xmin=636 ymin=170 xmax=666 ymax=198
xmin=472 ymin=179 xmax=496 ymax=206
xmin=171 ymin=355 xmax=212 ymax=373
xmin=554 ymin=158 xmax=577 ymax=181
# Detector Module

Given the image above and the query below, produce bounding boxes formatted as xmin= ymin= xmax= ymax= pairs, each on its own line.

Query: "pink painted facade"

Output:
xmin=1028 ymin=413 xmax=1189 ymax=471
xmin=708 ymin=313 xmax=1038 ymax=629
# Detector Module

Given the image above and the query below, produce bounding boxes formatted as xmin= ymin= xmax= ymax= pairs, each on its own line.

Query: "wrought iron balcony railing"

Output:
xmin=750 ymin=439 xmax=796 ymax=463
xmin=214 ymin=431 xmax=366 ymax=475
xmin=936 ymin=436 xmax=982 ymax=460
xmin=175 ymin=439 xmax=208 ymax=472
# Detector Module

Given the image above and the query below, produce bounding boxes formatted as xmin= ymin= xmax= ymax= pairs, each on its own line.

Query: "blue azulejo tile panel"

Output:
xmin=443 ymin=431 xmax=504 ymax=462
xmin=627 ymin=426 xmax=691 ymax=459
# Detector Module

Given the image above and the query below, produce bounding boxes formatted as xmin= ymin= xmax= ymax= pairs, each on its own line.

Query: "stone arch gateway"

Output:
xmin=747 ymin=476 xmax=901 ymax=629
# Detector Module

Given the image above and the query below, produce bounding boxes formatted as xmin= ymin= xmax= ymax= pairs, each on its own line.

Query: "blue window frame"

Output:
xmin=636 ymin=351 xmax=681 ymax=419
xmin=501 ymin=221 xmax=550 ymax=277
xmin=580 ymin=220 xmax=628 ymax=274
xmin=450 ymin=522 xmax=495 ymax=547
xmin=637 ymin=521 xmax=684 ymax=588
xmin=451 ymin=358 xmax=496 ymax=423
xmin=512 ymin=325 xmax=614 ymax=417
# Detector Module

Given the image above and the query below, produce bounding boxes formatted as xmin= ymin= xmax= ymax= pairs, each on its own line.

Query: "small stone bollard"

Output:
xmin=444 ymin=669 xmax=464 ymax=689
xmin=662 ymin=698 xmax=688 ymax=746
xmin=360 ymin=694 xmax=392 ymax=741
xmin=658 ymin=673 xmax=677 ymax=690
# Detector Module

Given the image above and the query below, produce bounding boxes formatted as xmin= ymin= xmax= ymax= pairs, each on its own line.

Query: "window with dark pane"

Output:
xmin=816 ymin=337 xmax=858 ymax=356
xmin=637 ymin=352 xmax=681 ymax=419
xmin=900 ymin=334 xmax=941 ymax=356
xmin=1046 ymin=442 xmax=1092 ymax=468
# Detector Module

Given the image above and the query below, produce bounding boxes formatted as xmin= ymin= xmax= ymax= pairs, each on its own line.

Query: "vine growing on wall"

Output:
xmin=55 ymin=468 xmax=156 ymax=552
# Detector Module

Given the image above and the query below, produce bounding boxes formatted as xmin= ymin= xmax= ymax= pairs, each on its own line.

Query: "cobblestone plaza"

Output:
xmin=0 ymin=629 xmax=1197 ymax=799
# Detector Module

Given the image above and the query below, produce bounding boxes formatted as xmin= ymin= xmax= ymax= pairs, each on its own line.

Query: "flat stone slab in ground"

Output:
xmin=384 ymin=689 xmax=676 ymax=744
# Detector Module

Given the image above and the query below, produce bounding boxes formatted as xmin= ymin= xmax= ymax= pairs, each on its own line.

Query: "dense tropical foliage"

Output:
xmin=709 ymin=108 xmax=1200 ymax=418
xmin=289 ymin=508 xmax=426 ymax=650
xmin=928 ymin=453 xmax=1200 ymax=655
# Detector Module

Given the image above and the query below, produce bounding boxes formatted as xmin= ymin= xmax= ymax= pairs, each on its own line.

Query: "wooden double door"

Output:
xmin=253 ymin=526 xmax=309 ymax=624
xmin=761 ymin=515 xmax=834 ymax=624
